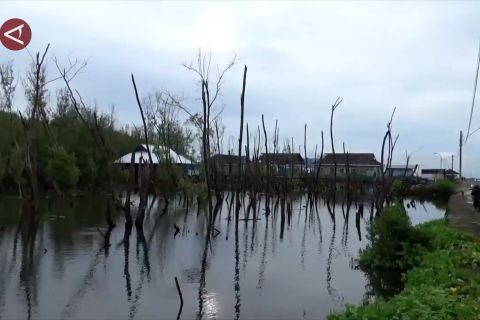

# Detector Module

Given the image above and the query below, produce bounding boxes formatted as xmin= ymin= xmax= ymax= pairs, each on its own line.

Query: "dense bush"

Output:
xmin=330 ymin=220 xmax=480 ymax=320
xmin=391 ymin=178 xmax=404 ymax=196
xmin=0 ymin=153 xmax=6 ymax=181
xmin=46 ymin=145 xmax=80 ymax=189
xmin=0 ymin=109 xmax=141 ymax=193
xmin=359 ymin=205 xmax=430 ymax=271
xmin=433 ymin=178 xmax=456 ymax=199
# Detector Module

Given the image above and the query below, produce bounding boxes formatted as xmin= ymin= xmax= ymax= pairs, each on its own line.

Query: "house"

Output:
xmin=421 ymin=169 xmax=445 ymax=182
xmin=114 ymin=144 xmax=198 ymax=178
xmin=387 ymin=165 xmax=417 ymax=178
xmin=445 ymin=169 xmax=459 ymax=180
xmin=320 ymin=153 xmax=381 ymax=177
xmin=210 ymin=154 xmax=247 ymax=177
xmin=259 ymin=153 xmax=305 ymax=176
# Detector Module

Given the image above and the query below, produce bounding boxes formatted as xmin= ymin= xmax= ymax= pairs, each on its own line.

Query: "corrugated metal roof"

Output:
xmin=114 ymin=144 xmax=192 ymax=165
xmin=259 ymin=153 xmax=304 ymax=165
xmin=389 ymin=165 xmax=417 ymax=169
xmin=421 ymin=169 xmax=444 ymax=174
xmin=211 ymin=154 xmax=247 ymax=163
xmin=322 ymin=153 xmax=380 ymax=166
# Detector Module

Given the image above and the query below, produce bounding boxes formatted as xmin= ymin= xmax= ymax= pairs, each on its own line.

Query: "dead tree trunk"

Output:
xmin=235 ymin=66 xmax=247 ymax=227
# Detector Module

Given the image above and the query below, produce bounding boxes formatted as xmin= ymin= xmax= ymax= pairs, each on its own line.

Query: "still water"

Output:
xmin=0 ymin=194 xmax=445 ymax=320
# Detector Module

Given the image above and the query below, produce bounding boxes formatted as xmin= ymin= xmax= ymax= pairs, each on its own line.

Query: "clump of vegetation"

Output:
xmin=46 ymin=145 xmax=80 ymax=189
xmin=156 ymin=162 xmax=187 ymax=195
xmin=400 ymin=178 xmax=456 ymax=204
xmin=391 ymin=178 xmax=403 ymax=196
xmin=330 ymin=220 xmax=480 ymax=320
xmin=433 ymin=178 xmax=456 ymax=199
xmin=359 ymin=205 xmax=430 ymax=271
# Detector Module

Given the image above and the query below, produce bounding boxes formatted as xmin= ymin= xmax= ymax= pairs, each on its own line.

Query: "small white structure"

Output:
xmin=421 ymin=169 xmax=445 ymax=182
xmin=115 ymin=144 xmax=198 ymax=176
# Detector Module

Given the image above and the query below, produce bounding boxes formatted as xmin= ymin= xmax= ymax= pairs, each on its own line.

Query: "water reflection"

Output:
xmin=0 ymin=194 xmax=445 ymax=319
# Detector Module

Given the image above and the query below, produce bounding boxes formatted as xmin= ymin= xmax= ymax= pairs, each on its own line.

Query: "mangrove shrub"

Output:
xmin=433 ymin=178 xmax=456 ymax=199
xmin=330 ymin=220 xmax=480 ymax=320
xmin=46 ymin=145 xmax=80 ymax=189
xmin=359 ymin=205 xmax=429 ymax=271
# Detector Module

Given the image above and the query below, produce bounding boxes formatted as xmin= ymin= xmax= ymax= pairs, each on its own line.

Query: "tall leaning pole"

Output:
xmin=463 ymin=41 xmax=480 ymax=181
xmin=459 ymin=130 xmax=463 ymax=179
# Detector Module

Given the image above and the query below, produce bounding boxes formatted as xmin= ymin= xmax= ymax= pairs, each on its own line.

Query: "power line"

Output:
xmin=465 ymin=40 xmax=480 ymax=144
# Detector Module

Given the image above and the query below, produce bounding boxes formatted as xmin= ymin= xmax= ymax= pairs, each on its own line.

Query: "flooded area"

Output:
xmin=0 ymin=194 xmax=445 ymax=320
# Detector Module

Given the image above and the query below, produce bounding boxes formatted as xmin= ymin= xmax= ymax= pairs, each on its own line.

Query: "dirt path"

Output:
xmin=447 ymin=181 xmax=480 ymax=237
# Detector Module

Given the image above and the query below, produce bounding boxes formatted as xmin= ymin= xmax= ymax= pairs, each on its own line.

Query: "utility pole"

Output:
xmin=434 ymin=152 xmax=442 ymax=169
xmin=451 ymin=154 xmax=454 ymax=170
xmin=460 ymin=130 xmax=463 ymax=179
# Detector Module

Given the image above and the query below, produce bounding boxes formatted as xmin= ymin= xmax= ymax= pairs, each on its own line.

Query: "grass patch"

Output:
xmin=329 ymin=219 xmax=480 ymax=319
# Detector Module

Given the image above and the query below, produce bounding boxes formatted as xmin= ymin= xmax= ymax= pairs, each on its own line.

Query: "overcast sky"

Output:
xmin=2 ymin=1 xmax=480 ymax=176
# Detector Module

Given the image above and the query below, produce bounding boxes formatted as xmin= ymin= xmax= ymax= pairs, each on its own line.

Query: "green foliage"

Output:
xmin=434 ymin=178 xmax=456 ymax=199
xmin=329 ymin=220 xmax=480 ymax=320
xmin=46 ymin=145 xmax=80 ymax=189
xmin=0 ymin=153 xmax=6 ymax=181
xmin=156 ymin=162 xmax=187 ymax=196
xmin=359 ymin=205 xmax=430 ymax=271
xmin=391 ymin=178 xmax=403 ymax=195
xmin=0 ymin=104 xmax=141 ymax=192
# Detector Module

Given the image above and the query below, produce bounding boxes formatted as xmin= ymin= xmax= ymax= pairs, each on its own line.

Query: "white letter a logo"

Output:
xmin=4 ymin=24 xmax=24 ymax=45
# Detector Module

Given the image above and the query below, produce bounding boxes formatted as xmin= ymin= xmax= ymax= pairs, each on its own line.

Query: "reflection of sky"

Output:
xmin=0 ymin=195 xmax=446 ymax=319
xmin=203 ymin=292 xmax=219 ymax=319
xmin=404 ymin=199 xmax=446 ymax=225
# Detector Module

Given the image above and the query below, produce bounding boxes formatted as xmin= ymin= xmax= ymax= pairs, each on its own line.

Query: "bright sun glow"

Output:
xmin=194 ymin=10 xmax=236 ymax=53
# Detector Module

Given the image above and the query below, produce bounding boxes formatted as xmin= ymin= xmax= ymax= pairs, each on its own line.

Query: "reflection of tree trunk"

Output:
xmin=212 ymin=196 xmax=223 ymax=228
xmin=196 ymin=238 xmax=209 ymax=320
xmin=128 ymin=225 xmax=151 ymax=320
xmin=105 ymin=201 xmax=115 ymax=230
xmin=103 ymin=226 xmax=113 ymax=257
xmin=136 ymin=225 xmax=151 ymax=277
xmin=355 ymin=209 xmax=362 ymax=241
xmin=280 ymin=196 xmax=285 ymax=240
xmin=314 ymin=202 xmax=323 ymax=255
xmin=256 ymin=219 xmax=269 ymax=290
xmin=19 ymin=203 xmax=40 ymax=320
xmin=135 ymin=164 xmax=149 ymax=228
xmin=234 ymin=221 xmax=241 ymax=320
xmin=124 ymin=225 xmax=132 ymax=300
xmin=326 ymin=221 xmax=341 ymax=302
xmin=300 ymin=208 xmax=307 ymax=269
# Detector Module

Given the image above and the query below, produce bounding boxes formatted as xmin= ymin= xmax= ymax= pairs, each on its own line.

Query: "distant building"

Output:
xmin=114 ymin=144 xmax=198 ymax=178
xmin=421 ymin=169 xmax=445 ymax=182
xmin=387 ymin=165 xmax=417 ymax=178
xmin=259 ymin=153 xmax=305 ymax=176
xmin=445 ymin=169 xmax=459 ymax=180
xmin=210 ymin=154 xmax=247 ymax=177
xmin=305 ymin=157 xmax=320 ymax=174
xmin=320 ymin=153 xmax=381 ymax=177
